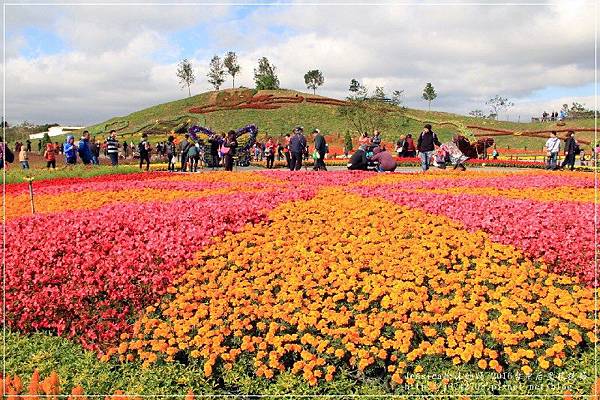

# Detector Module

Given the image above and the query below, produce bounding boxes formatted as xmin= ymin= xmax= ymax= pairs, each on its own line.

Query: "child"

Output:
xmin=44 ymin=143 xmax=56 ymax=169
xmin=19 ymin=146 xmax=30 ymax=169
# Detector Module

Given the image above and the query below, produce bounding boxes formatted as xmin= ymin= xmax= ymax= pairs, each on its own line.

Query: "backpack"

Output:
xmin=4 ymin=146 xmax=14 ymax=163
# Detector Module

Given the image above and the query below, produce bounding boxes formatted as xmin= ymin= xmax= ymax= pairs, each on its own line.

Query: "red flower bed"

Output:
xmin=237 ymin=104 xmax=281 ymax=110
xmin=4 ymin=189 xmax=316 ymax=350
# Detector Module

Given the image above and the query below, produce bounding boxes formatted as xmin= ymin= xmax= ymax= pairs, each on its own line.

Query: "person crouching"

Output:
xmin=370 ymin=147 xmax=397 ymax=172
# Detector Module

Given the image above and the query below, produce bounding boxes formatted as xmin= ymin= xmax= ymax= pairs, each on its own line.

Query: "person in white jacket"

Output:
xmin=544 ymin=131 xmax=561 ymax=170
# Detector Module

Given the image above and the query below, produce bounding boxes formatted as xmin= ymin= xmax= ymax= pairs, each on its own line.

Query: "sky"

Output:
xmin=1 ymin=0 xmax=597 ymax=126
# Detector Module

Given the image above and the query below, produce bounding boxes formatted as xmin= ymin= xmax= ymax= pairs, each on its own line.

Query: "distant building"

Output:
xmin=29 ymin=126 xmax=84 ymax=140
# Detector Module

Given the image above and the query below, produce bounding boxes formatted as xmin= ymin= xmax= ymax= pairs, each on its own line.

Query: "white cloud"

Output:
xmin=3 ymin=1 xmax=596 ymax=124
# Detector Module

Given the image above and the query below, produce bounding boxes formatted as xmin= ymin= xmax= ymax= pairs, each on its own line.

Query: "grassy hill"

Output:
xmin=16 ymin=89 xmax=598 ymax=153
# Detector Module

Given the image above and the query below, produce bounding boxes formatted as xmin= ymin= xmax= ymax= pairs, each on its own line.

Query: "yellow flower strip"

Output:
xmin=6 ymin=186 xmax=266 ymax=219
xmin=117 ymin=188 xmax=596 ymax=385
xmin=428 ymin=187 xmax=595 ymax=203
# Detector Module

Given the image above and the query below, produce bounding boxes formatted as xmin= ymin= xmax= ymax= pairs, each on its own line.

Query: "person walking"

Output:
xmin=64 ymin=135 xmax=77 ymax=165
xmin=44 ymin=143 xmax=57 ymax=169
xmin=283 ymin=133 xmax=291 ymax=169
xmin=544 ymin=131 xmax=561 ymax=170
xmin=123 ymin=141 xmax=129 ymax=158
xmin=0 ymin=142 xmax=15 ymax=169
xmin=26 ymin=140 xmax=32 ymax=152
xmin=312 ymin=128 xmax=327 ymax=171
xmin=166 ymin=135 xmax=177 ymax=172
xmin=222 ymin=130 xmax=238 ymax=171
xmin=139 ymin=133 xmax=151 ymax=171
xmin=416 ymin=124 xmax=441 ymax=171
xmin=37 ymin=140 xmax=42 ymax=154
xmin=561 ymin=131 xmax=578 ymax=171
xmin=107 ymin=130 xmax=119 ymax=166
xmin=187 ymin=140 xmax=199 ymax=172
xmin=19 ymin=146 xmax=30 ymax=169
xmin=289 ymin=127 xmax=307 ymax=171
xmin=265 ymin=137 xmax=276 ymax=169
xmin=179 ymin=134 xmax=191 ymax=172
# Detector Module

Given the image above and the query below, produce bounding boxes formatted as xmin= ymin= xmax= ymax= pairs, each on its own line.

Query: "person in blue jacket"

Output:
xmin=78 ymin=131 xmax=94 ymax=165
xmin=64 ymin=135 xmax=78 ymax=164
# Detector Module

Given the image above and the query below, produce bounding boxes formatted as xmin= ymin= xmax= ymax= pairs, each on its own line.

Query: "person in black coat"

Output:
xmin=561 ymin=131 xmax=578 ymax=170
xmin=289 ymin=127 xmax=307 ymax=171
xmin=312 ymin=128 xmax=327 ymax=171
xmin=347 ymin=148 xmax=369 ymax=170
xmin=416 ymin=124 xmax=441 ymax=171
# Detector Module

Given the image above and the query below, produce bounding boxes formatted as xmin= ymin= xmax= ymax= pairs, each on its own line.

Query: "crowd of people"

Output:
xmin=2 ymin=124 xmax=598 ymax=173
xmin=540 ymin=110 xmax=567 ymax=122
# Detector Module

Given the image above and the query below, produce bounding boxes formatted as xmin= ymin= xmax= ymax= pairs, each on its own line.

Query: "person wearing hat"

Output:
xmin=312 ymin=128 xmax=327 ymax=171
xmin=289 ymin=127 xmax=306 ymax=171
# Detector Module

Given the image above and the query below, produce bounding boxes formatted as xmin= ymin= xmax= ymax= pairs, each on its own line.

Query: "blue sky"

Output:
xmin=3 ymin=1 xmax=596 ymax=125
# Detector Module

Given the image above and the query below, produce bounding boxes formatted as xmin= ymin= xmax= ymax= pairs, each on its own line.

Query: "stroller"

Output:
xmin=432 ymin=142 xmax=469 ymax=170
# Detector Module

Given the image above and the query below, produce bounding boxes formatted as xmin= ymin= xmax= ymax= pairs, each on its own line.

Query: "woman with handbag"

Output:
xmin=221 ymin=130 xmax=238 ymax=171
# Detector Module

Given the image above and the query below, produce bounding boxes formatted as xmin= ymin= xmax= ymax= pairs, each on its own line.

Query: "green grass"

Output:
xmin=5 ymin=331 xmax=595 ymax=397
xmin=4 ymin=164 xmax=148 ymax=184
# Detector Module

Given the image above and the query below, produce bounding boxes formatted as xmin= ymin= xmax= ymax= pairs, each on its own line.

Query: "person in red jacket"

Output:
xmin=404 ymin=134 xmax=416 ymax=157
xmin=44 ymin=143 xmax=57 ymax=169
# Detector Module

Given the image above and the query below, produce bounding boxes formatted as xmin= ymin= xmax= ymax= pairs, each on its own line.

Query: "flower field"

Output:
xmin=5 ymin=169 xmax=598 ymax=396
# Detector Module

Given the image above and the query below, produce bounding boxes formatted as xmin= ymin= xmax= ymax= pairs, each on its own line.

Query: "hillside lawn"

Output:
xmin=8 ymin=89 xmax=597 ymax=153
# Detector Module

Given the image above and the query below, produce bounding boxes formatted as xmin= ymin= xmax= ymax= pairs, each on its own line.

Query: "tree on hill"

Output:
xmin=344 ymin=131 xmax=353 ymax=154
xmin=304 ymin=69 xmax=324 ymax=94
xmin=349 ymin=79 xmax=360 ymax=94
xmin=176 ymin=59 xmax=195 ymax=97
xmin=422 ymin=82 xmax=437 ymax=111
xmin=486 ymin=95 xmax=513 ymax=121
xmin=41 ymin=131 xmax=51 ymax=149
xmin=373 ymin=86 xmax=386 ymax=101
xmin=391 ymin=90 xmax=404 ymax=106
xmin=348 ymin=79 xmax=368 ymax=100
xmin=254 ymin=57 xmax=280 ymax=90
xmin=223 ymin=51 xmax=241 ymax=88
xmin=207 ymin=55 xmax=226 ymax=91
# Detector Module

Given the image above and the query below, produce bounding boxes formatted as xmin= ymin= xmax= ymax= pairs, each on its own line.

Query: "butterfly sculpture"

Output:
xmin=188 ymin=124 xmax=258 ymax=167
